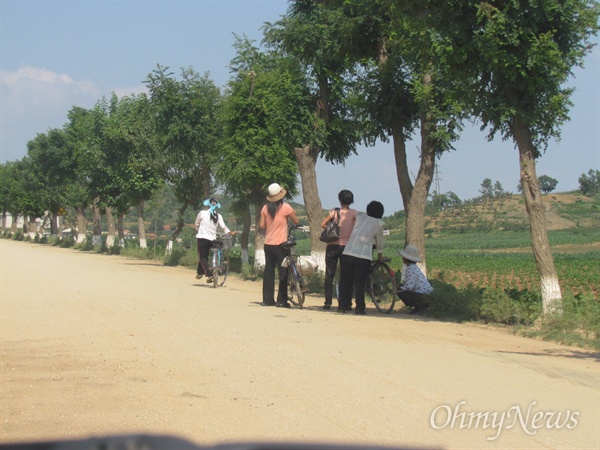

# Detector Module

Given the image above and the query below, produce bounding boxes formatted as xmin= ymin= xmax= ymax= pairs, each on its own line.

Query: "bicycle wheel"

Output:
xmin=211 ymin=249 xmax=220 ymax=288
xmin=218 ymin=258 xmax=229 ymax=287
xmin=368 ymin=261 xmax=397 ymax=314
xmin=287 ymin=263 xmax=305 ymax=308
xmin=212 ymin=268 xmax=219 ymax=288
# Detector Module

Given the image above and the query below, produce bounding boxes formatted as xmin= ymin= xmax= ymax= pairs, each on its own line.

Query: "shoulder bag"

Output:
xmin=319 ymin=208 xmax=340 ymax=243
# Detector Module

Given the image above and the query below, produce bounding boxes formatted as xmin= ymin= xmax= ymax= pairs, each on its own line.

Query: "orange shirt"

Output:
xmin=261 ymin=202 xmax=295 ymax=245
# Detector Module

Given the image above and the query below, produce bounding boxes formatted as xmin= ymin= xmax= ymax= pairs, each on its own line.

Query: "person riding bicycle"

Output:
xmin=320 ymin=189 xmax=357 ymax=310
xmin=194 ymin=198 xmax=235 ymax=283
xmin=396 ymin=244 xmax=433 ymax=315
xmin=259 ymin=183 xmax=299 ymax=308
xmin=338 ymin=200 xmax=385 ymax=315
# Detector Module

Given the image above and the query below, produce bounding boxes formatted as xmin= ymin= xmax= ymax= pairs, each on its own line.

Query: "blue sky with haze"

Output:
xmin=1 ymin=0 xmax=598 ymax=214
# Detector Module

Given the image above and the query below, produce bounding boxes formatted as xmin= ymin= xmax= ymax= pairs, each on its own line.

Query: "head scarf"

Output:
xmin=203 ymin=198 xmax=221 ymax=223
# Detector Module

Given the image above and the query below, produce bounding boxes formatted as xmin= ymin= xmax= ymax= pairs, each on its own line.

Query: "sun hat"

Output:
xmin=399 ymin=244 xmax=422 ymax=262
xmin=266 ymin=183 xmax=287 ymax=202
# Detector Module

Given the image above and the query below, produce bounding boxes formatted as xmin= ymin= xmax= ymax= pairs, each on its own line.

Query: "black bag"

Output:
xmin=319 ymin=208 xmax=340 ymax=243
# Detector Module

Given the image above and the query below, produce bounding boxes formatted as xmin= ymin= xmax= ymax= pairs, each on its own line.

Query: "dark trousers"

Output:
xmin=398 ymin=291 xmax=428 ymax=309
xmin=324 ymin=244 xmax=344 ymax=305
xmin=339 ymin=254 xmax=371 ymax=312
xmin=263 ymin=244 xmax=290 ymax=305
xmin=196 ymin=238 xmax=213 ymax=276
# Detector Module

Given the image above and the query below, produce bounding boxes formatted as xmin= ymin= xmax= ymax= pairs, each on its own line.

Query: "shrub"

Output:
xmin=175 ymin=248 xmax=198 ymax=269
xmin=240 ymin=262 xmax=259 ymax=280
xmin=480 ymin=288 xmax=514 ymax=325
xmin=164 ymin=248 xmax=186 ymax=266
xmin=522 ymin=292 xmax=600 ymax=350
xmin=428 ymin=280 xmax=481 ymax=321
xmin=60 ymin=237 xmax=75 ymax=248
xmin=11 ymin=231 xmax=24 ymax=241
xmin=76 ymin=236 xmax=95 ymax=252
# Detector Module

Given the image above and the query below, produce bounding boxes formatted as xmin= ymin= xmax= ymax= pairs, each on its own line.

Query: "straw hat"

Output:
xmin=399 ymin=244 xmax=422 ymax=262
xmin=266 ymin=183 xmax=287 ymax=202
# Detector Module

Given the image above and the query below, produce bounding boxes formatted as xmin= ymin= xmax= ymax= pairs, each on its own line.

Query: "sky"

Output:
xmin=1 ymin=0 xmax=599 ymax=215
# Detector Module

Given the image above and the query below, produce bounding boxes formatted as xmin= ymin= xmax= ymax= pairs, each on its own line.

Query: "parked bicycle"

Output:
xmin=209 ymin=233 xmax=235 ymax=288
xmin=280 ymin=225 xmax=316 ymax=308
xmin=367 ymin=257 xmax=398 ymax=313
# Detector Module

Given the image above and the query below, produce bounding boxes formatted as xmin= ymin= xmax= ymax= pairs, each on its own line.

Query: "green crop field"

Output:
xmin=380 ymin=197 xmax=600 ymax=300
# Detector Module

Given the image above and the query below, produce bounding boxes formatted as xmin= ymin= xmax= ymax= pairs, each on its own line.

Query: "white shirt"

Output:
xmin=342 ymin=213 xmax=384 ymax=261
xmin=195 ymin=209 xmax=230 ymax=241
xmin=400 ymin=263 xmax=433 ymax=294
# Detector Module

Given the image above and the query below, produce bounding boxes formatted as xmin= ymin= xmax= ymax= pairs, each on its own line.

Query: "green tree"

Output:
xmin=26 ymin=129 xmax=73 ymax=236
xmin=102 ymin=93 xmax=161 ymax=248
xmin=263 ymin=2 xmax=370 ymax=259
xmin=578 ymin=169 xmax=600 ymax=196
xmin=0 ymin=159 xmax=46 ymax=233
xmin=538 ymin=175 xmax=559 ymax=194
xmin=220 ymin=37 xmax=302 ymax=265
xmin=439 ymin=0 xmax=599 ymax=313
xmin=144 ymin=65 xmax=223 ymax=250
xmin=63 ymin=105 xmax=100 ymax=244
xmin=311 ymin=0 xmax=465 ymax=272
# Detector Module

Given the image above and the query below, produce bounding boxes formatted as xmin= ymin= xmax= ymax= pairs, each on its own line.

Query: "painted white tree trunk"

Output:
xmin=137 ymin=200 xmax=147 ymax=249
xmin=254 ymin=248 xmax=265 ymax=271
xmin=311 ymin=249 xmax=326 ymax=275
xmin=541 ymin=276 xmax=562 ymax=314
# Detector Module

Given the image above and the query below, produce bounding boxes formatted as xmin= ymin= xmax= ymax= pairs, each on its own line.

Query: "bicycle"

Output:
xmin=280 ymin=225 xmax=312 ymax=308
xmin=209 ymin=233 xmax=235 ymax=288
xmin=367 ymin=257 xmax=398 ymax=313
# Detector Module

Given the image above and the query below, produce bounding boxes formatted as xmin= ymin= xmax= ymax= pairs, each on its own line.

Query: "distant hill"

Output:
xmin=420 ymin=192 xmax=599 ymax=235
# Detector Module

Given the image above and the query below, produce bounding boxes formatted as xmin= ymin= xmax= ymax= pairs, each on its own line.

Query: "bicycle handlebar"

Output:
xmin=289 ymin=224 xmax=309 ymax=232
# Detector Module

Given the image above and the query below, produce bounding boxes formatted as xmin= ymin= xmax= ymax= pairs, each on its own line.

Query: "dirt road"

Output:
xmin=1 ymin=239 xmax=598 ymax=449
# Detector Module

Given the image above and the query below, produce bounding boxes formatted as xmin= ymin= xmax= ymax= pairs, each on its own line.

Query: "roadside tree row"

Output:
xmin=1 ymin=0 xmax=598 ymax=315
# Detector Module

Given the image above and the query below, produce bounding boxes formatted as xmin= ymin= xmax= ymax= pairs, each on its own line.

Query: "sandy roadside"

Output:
xmin=1 ymin=239 xmax=598 ymax=449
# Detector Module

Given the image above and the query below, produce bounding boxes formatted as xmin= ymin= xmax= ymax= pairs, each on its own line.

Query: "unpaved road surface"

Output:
xmin=1 ymin=239 xmax=598 ymax=449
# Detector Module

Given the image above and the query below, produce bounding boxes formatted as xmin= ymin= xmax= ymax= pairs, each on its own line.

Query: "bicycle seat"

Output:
xmin=280 ymin=238 xmax=297 ymax=249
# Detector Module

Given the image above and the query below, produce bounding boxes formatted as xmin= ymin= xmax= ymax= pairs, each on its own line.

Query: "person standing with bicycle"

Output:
xmin=320 ymin=189 xmax=357 ymax=310
xmin=259 ymin=183 xmax=299 ymax=307
xmin=194 ymin=198 xmax=235 ymax=283
xmin=338 ymin=201 xmax=385 ymax=315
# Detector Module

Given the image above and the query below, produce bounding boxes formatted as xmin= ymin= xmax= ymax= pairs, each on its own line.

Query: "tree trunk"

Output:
xmin=27 ymin=216 xmax=37 ymax=237
xmin=513 ymin=117 xmax=562 ymax=314
xmin=294 ymin=144 xmax=326 ymax=272
xmin=405 ymin=112 xmax=437 ymax=275
xmin=10 ymin=212 xmax=18 ymax=233
xmin=76 ymin=206 xmax=87 ymax=244
xmin=392 ymin=123 xmax=413 ymax=214
xmin=105 ymin=206 xmax=115 ymax=248
xmin=49 ymin=211 xmax=60 ymax=237
xmin=92 ymin=202 xmax=102 ymax=248
xmin=240 ymin=206 xmax=251 ymax=265
xmin=166 ymin=201 xmax=188 ymax=255
xmin=117 ymin=212 xmax=125 ymax=248
xmin=137 ymin=199 xmax=147 ymax=249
